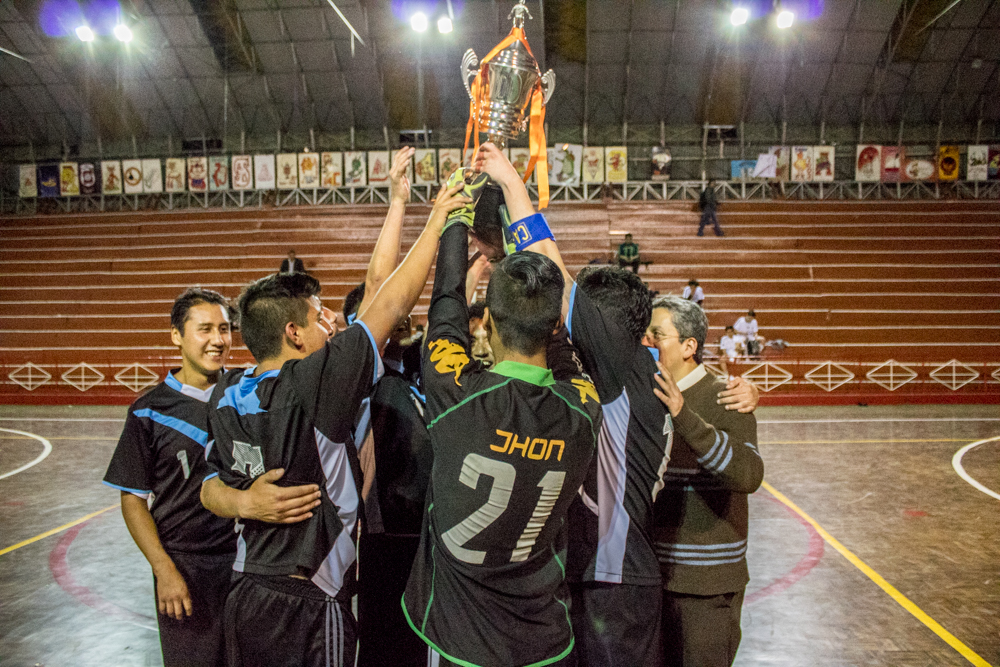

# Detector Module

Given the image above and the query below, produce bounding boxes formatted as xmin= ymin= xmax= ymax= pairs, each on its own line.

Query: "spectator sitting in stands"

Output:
xmin=616 ymin=233 xmax=641 ymax=273
xmin=279 ymin=249 xmax=306 ymax=274
xmin=719 ymin=325 xmax=740 ymax=374
xmin=734 ymin=309 xmax=765 ymax=357
xmin=682 ymin=279 xmax=705 ymax=307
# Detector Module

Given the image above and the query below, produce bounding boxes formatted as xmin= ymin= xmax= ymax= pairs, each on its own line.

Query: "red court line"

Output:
xmin=745 ymin=493 xmax=825 ymax=604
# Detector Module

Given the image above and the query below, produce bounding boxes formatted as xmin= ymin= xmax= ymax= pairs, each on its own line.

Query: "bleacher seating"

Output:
xmin=1 ymin=200 xmax=997 ymax=404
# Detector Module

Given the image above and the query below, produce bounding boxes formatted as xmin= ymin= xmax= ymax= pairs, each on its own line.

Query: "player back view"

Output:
xmin=403 ymin=224 xmax=601 ymax=666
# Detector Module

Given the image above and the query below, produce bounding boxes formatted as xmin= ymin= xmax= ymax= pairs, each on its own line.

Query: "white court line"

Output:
xmin=0 ymin=428 xmax=53 ymax=480
xmin=952 ymin=436 xmax=1000 ymax=501
xmin=759 ymin=418 xmax=1000 ymax=424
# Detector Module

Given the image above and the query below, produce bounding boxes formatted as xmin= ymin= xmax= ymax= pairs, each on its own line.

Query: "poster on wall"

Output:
xmin=208 ymin=157 xmax=229 ymax=191
xmin=936 ymin=146 xmax=960 ymax=182
xmin=187 ymin=157 xmax=208 ymax=192
xmin=437 ymin=149 xmax=462 ymax=182
xmin=79 ymin=162 xmax=100 ymax=195
xmin=19 ymin=165 xmax=37 ymax=197
xmin=768 ymin=146 xmax=789 ymax=181
xmin=753 ymin=153 xmax=777 ymax=178
xmin=730 ymin=160 xmax=757 ymax=179
xmin=38 ymin=165 xmax=59 ymax=197
xmin=989 ymin=146 xmax=1000 ymax=180
xmin=276 ymin=154 xmax=298 ymax=190
xmin=254 ymin=155 xmax=276 ymax=189
xmin=903 ymin=153 xmax=936 ymax=182
xmin=320 ymin=152 xmax=342 ymax=188
xmin=880 ymin=146 xmax=903 ymax=183
xmin=123 ymin=159 xmax=144 ymax=194
xmin=813 ymin=146 xmax=835 ymax=181
xmin=298 ymin=153 xmax=319 ymax=189
xmin=790 ymin=146 xmax=813 ymax=181
xmin=413 ymin=149 xmax=437 ymax=185
xmin=548 ymin=144 xmax=582 ymax=187
xmin=604 ymin=146 xmax=628 ymax=183
xmin=581 ymin=146 xmax=604 ymax=183
xmin=508 ymin=148 xmax=533 ymax=183
xmin=344 ymin=151 xmax=367 ymax=185
xmin=141 ymin=159 xmax=162 ymax=193
xmin=101 ymin=161 xmax=122 ymax=194
xmin=59 ymin=162 xmax=80 ymax=196
xmin=855 ymin=145 xmax=881 ymax=182
xmin=649 ymin=147 xmax=670 ymax=181
xmin=966 ymin=145 xmax=988 ymax=181
xmin=165 ymin=159 xmax=185 ymax=192
xmin=368 ymin=151 xmax=390 ymax=184
xmin=231 ymin=155 xmax=253 ymax=190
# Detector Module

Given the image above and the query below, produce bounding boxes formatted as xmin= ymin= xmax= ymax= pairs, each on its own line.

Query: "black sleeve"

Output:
xmin=422 ymin=224 xmax=473 ymax=420
xmin=566 ymin=283 xmax=633 ymax=403
xmin=288 ymin=323 xmax=384 ymax=443
xmin=546 ymin=325 xmax=585 ymax=382
xmin=103 ymin=407 xmax=154 ymax=497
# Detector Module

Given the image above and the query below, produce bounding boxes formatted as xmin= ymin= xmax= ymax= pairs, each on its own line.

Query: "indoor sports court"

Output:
xmin=1 ymin=404 xmax=997 ymax=666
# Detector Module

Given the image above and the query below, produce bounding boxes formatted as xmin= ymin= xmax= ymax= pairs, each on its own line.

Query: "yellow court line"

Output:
xmin=762 ymin=439 xmax=974 ymax=445
xmin=0 ymin=504 xmax=118 ymax=557
xmin=762 ymin=481 xmax=993 ymax=667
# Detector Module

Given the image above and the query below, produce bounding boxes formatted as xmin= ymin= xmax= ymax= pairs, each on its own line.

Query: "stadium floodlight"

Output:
xmin=730 ymin=7 xmax=749 ymax=26
xmin=76 ymin=25 xmax=95 ymax=42
xmin=776 ymin=9 xmax=794 ymax=28
xmin=410 ymin=12 xmax=428 ymax=32
xmin=437 ymin=16 xmax=453 ymax=33
xmin=114 ymin=24 xmax=133 ymax=42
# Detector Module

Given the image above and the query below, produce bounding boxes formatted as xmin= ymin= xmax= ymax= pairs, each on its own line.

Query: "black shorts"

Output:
xmin=569 ymin=581 xmax=662 ymax=667
xmin=156 ymin=550 xmax=234 ymax=667
xmin=661 ymin=588 xmax=745 ymax=667
xmin=357 ymin=533 xmax=425 ymax=667
xmin=224 ymin=573 xmax=356 ymax=667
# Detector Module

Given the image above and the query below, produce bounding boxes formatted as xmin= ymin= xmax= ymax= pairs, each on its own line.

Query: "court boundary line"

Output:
xmin=952 ymin=436 xmax=1000 ymax=501
xmin=0 ymin=505 xmax=118 ymax=557
xmin=0 ymin=428 xmax=52 ymax=480
xmin=762 ymin=481 xmax=992 ymax=667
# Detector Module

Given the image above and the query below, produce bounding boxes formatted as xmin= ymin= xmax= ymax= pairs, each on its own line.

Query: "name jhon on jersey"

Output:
xmin=490 ymin=429 xmax=565 ymax=462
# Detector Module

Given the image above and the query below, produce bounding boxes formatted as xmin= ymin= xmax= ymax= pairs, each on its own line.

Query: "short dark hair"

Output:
xmin=343 ymin=282 xmax=365 ymax=320
xmin=575 ymin=266 xmax=652 ymax=343
xmin=468 ymin=301 xmax=486 ymax=321
xmin=237 ymin=273 xmax=321 ymax=362
xmin=170 ymin=288 xmax=233 ymax=335
xmin=652 ymin=295 xmax=709 ymax=363
xmin=484 ymin=252 xmax=564 ymax=356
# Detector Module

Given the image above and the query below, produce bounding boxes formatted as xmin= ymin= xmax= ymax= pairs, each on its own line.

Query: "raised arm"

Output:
xmin=357 ymin=182 xmax=471 ymax=347
xmin=357 ymin=146 xmax=414 ymax=316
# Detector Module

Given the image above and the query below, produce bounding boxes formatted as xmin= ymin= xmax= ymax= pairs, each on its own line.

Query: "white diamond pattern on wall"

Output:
xmin=61 ymin=363 xmax=105 ymax=392
xmin=929 ymin=360 xmax=979 ymax=391
xmin=804 ymin=362 xmax=855 ymax=392
xmin=9 ymin=363 xmax=52 ymax=391
xmin=115 ymin=364 xmax=160 ymax=393
xmin=741 ymin=363 xmax=793 ymax=392
xmin=865 ymin=360 xmax=917 ymax=392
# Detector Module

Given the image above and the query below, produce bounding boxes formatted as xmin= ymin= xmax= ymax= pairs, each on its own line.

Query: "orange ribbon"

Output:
xmin=463 ymin=26 xmax=550 ymax=209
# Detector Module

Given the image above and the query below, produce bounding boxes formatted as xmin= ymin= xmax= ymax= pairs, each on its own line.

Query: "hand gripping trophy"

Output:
xmin=448 ymin=0 xmax=555 ymax=258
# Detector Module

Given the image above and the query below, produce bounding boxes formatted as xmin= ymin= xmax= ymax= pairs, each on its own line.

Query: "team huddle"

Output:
xmin=103 ymin=145 xmax=763 ymax=667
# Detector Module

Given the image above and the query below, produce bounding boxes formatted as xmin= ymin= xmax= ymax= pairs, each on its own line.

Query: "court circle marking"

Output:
xmin=952 ymin=436 xmax=1000 ymax=501
xmin=0 ymin=428 xmax=53 ymax=480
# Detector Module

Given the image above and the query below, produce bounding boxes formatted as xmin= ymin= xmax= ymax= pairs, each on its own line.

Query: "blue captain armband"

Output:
xmin=508 ymin=212 xmax=554 ymax=252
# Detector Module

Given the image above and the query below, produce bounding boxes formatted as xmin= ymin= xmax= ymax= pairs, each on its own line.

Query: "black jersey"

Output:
xmin=402 ymin=226 xmax=602 ymax=667
xmin=205 ymin=323 xmax=383 ymax=599
xmin=103 ymin=372 xmax=237 ymax=556
xmin=565 ymin=284 xmax=674 ymax=586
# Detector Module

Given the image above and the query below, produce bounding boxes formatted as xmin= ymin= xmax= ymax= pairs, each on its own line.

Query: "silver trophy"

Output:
xmin=461 ymin=1 xmax=555 ymax=151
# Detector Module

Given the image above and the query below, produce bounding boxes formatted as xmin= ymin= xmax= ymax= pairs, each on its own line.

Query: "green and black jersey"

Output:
xmin=402 ymin=225 xmax=602 ymax=667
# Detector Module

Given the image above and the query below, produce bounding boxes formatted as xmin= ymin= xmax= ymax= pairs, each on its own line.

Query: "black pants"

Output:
xmin=357 ymin=534 xmax=425 ymax=667
xmin=618 ymin=259 xmax=640 ymax=274
xmin=569 ymin=582 xmax=662 ymax=667
xmin=224 ymin=573 xmax=356 ymax=667
xmin=698 ymin=209 xmax=723 ymax=236
xmin=661 ymin=589 xmax=745 ymax=667
xmin=156 ymin=551 xmax=234 ymax=667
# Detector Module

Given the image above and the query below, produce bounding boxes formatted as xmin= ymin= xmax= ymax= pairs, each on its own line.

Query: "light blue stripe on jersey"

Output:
xmin=355 ymin=320 xmax=385 ymax=385
xmin=102 ymin=480 xmax=151 ymax=497
xmin=594 ymin=389 xmax=632 ymax=584
xmin=353 ymin=398 xmax=372 ymax=452
xmin=217 ymin=368 xmax=279 ymax=416
xmin=133 ymin=408 xmax=208 ymax=447
xmin=566 ymin=282 xmax=578 ymax=339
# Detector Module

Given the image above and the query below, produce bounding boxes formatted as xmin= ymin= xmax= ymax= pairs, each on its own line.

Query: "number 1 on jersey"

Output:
xmin=176 ymin=450 xmax=191 ymax=480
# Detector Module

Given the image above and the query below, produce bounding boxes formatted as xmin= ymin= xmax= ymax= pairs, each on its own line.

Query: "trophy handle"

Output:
xmin=462 ymin=49 xmax=479 ymax=100
xmin=540 ymin=69 xmax=556 ymax=106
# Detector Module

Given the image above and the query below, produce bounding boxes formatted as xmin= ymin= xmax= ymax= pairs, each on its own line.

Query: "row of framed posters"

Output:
xmin=853 ymin=145 xmax=970 ymax=182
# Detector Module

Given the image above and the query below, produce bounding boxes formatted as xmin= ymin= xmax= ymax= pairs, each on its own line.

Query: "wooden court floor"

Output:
xmin=0 ymin=404 xmax=997 ymax=667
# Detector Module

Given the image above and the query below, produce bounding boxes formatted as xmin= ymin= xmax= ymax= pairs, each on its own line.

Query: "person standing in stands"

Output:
xmin=200 ymin=182 xmax=471 ymax=667
xmin=103 ymin=288 xmax=321 ymax=667
xmin=280 ymin=249 xmax=306 ymax=274
xmin=698 ymin=181 xmax=724 ymax=237
xmin=616 ymin=233 xmax=641 ymax=273
xmin=646 ymin=296 xmax=762 ymax=667
xmin=682 ymin=279 xmax=705 ymax=307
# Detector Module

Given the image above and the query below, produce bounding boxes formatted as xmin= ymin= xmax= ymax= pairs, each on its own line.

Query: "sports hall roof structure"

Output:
xmin=0 ymin=0 xmax=997 ymax=157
